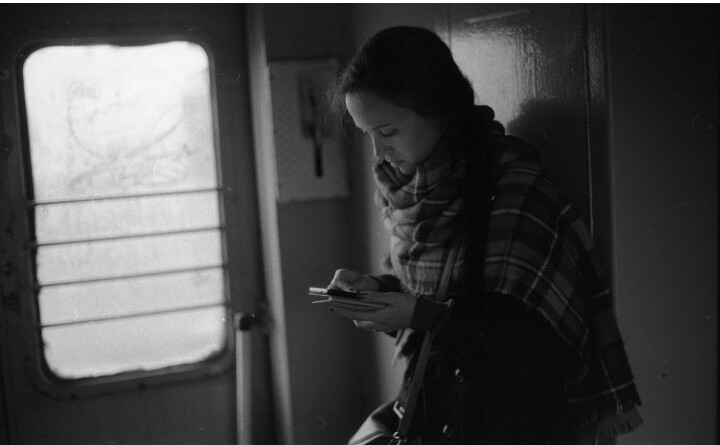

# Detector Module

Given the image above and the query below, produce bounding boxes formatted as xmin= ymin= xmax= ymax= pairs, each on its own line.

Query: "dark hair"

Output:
xmin=332 ymin=26 xmax=475 ymax=121
xmin=331 ymin=26 xmax=503 ymax=138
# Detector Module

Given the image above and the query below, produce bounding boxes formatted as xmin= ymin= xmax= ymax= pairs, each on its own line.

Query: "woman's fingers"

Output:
xmin=354 ymin=320 xmax=387 ymax=331
xmin=329 ymin=269 xmax=354 ymax=289
xmin=329 ymin=268 xmax=365 ymax=290
xmin=330 ymin=306 xmax=392 ymax=332
xmin=325 ymin=289 xmax=417 ymax=332
xmin=329 ymin=305 xmax=384 ymax=321
xmin=328 ymin=269 xmax=379 ymax=292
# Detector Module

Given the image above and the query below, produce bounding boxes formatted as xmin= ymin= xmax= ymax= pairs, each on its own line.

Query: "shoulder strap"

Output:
xmin=393 ymin=240 xmax=462 ymax=442
xmin=436 ymin=240 xmax=462 ymax=304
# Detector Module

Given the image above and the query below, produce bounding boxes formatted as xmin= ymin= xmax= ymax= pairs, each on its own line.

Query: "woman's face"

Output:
xmin=345 ymin=90 xmax=444 ymax=175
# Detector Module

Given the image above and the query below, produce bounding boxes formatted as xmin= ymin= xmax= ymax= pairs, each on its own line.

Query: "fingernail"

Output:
xmin=348 ymin=287 xmax=356 ymax=292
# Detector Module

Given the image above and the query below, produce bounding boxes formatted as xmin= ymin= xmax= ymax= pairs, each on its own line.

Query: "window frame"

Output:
xmin=1 ymin=25 xmax=237 ymax=399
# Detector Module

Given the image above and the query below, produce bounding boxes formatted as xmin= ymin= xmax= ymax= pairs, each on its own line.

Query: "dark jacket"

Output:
xmin=375 ymin=271 xmax=581 ymax=444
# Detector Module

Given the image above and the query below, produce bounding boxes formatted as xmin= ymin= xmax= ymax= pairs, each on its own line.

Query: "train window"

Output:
xmin=22 ymin=41 xmax=229 ymax=380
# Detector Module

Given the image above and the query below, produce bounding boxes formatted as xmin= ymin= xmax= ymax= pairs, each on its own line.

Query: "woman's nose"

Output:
xmin=371 ymin=136 xmax=385 ymax=160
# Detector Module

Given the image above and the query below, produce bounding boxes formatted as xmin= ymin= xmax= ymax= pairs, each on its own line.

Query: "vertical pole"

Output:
xmin=235 ymin=314 xmax=253 ymax=445
xmin=245 ymin=5 xmax=295 ymax=445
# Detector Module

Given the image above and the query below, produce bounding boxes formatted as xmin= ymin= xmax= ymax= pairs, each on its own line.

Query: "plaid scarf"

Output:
xmin=375 ymin=135 xmax=642 ymax=436
xmin=487 ymin=138 xmax=642 ymax=434
xmin=374 ymin=138 xmax=467 ymax=298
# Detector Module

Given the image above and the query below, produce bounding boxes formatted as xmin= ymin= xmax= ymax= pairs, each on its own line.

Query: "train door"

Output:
xmin=440 ymin=4 xmax=612 ymax=259
xmin=0 ymin=5 xmax=272 ymax=444
xmin=442 ymin=4 xmax=596 ymax=226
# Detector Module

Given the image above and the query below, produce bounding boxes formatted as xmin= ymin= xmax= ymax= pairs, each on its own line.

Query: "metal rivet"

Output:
xmin=442 ymin=424 xmax=454 ymax=438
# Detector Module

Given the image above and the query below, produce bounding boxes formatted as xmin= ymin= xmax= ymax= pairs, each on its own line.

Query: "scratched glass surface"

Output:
xmin=23 ymin=42 xmax=217 ymax=201
xmin=34 ymin=191 xmax=220 ymax=244
xmin=39 ymin=268 xmax=225 ymax=325
xmin=22 ymin=42 xmax=227 ymax=379
xmin=42 ymin=307 xmax=227 ymax=379
xmin=35 ymin=230 xmax=223 ymax=285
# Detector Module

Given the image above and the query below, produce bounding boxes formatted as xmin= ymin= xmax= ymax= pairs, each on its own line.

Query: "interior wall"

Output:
xmin=260 ymin=5 xmax=377 ymax=445
xmin=605 ymin=5 xmax=718 ymax=444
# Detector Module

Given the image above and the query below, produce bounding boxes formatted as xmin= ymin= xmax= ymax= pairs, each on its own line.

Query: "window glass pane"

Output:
xmin=39 ymin=268 xmax=224 ymax=326
xmin=21 ymin=42 xmax=229 ymax=380
xmin=35 ymin=191 xmax=220 ymax=244
xmin=42 ymin=306 xmax=228 ymax=379
xmin=23 ymin=42 xmax=216 ymax=202
xmin=36 ymin=230 xmax=223 ymax=285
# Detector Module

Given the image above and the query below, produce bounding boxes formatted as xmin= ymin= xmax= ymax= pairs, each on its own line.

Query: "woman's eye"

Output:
xmin=378 ymin=128 xmax=396 ymax=137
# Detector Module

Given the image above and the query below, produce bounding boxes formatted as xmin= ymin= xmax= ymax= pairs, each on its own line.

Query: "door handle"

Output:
xmin=234 ymin=309 xmax=271 ymax=334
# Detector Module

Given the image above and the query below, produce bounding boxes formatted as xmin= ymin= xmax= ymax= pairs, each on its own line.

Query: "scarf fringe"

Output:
xmin=578 ymin=406 xmax=643 ymax=438
xmin=573 ymin=395 xmax=643 ymax=438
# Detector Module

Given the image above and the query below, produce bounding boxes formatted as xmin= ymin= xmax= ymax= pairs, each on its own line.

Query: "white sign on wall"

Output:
xmin=268 ymin=58 xmax=349 ymax=203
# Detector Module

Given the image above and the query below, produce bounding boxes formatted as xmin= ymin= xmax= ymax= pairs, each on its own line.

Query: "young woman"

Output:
xmin=325 ymin=26 xmax=642 ymax=444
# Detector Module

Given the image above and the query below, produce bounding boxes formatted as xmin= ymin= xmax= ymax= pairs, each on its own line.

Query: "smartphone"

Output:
xmin=308 ymin=287 xmax=360 ymax=299
xmin=308 ymin=287 xmax=385 ymax=310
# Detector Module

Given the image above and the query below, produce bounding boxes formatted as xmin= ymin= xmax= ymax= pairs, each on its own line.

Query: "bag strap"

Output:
xmin=393 ymin=240 xmax=463 ymax=442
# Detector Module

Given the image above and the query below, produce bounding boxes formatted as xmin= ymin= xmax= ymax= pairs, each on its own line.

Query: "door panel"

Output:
xmin=442 ymin=6 xmax=614 ymax=444
xmin=0 ymin=5 xmax=270 ymax=444
xmin=443 ymin=4 xmax=592 ymax=226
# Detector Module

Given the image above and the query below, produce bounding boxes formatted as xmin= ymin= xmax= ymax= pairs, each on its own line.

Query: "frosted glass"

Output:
xmin=21 ymin=41 xmax=230 ymax=380
xmin=22 ymin=42 xmax=217 ymax=201
xmin=39 ymin=268 xmax=224 ymax=325
xmin=36 ymin=230 xmax=223 ymax=285
xmin=42 ymin=306 xmax=228 ymax=379
xmin=34 ymin=191 xmax=220 ymax=244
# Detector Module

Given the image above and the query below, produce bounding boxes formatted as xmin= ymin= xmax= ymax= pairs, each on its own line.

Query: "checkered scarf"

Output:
xmin=374 ymin=138 xmax=467 ymax=298
xmin=375 ymin=135 xmax=642 ymax=436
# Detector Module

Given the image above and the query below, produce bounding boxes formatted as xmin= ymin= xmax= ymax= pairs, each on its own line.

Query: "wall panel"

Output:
xmin=606 ymin=6 xmax=718 ymax=444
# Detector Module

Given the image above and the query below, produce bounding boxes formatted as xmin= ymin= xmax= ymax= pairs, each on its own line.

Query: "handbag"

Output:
xmin=347 ymin=241 xmax=462 ymax=445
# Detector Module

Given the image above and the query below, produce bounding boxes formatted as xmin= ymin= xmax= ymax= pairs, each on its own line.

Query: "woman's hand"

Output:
xmin=328 ymin=268 xmax=380 ymax=293
xmin=327 ymin=269 xmax=416 ymax=332
xmin=329 ymin=291 xmax=417 ymax=332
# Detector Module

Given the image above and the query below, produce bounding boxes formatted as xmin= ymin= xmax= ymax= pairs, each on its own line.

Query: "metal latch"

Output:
xmin=234 ymin=308 xmax=271 ymax=334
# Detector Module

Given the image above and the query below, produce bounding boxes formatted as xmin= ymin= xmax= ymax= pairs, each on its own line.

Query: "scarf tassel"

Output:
xmin=573 ymin=397 xmax=643 ymax=439
xmin=592 ymin=406 xmax=643 ymax=438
